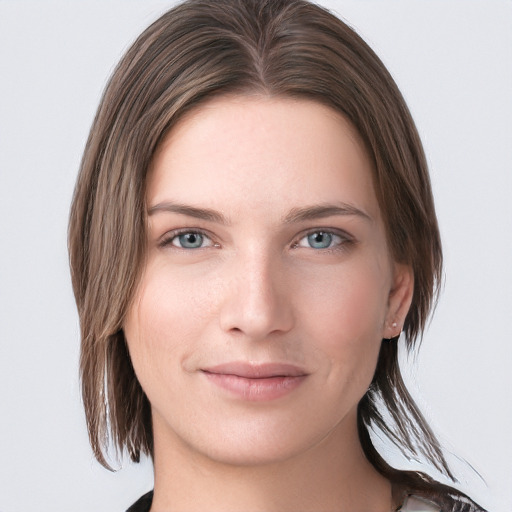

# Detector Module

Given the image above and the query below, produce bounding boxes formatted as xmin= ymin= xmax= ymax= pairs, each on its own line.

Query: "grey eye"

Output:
xmin=173 ymin=232 xmax=205 ymax=249
xmin=306 ymin=231 xmax=334 ymax=249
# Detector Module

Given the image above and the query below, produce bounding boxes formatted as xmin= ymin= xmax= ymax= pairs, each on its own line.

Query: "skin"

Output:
xmin=123 ymin=96 xmax=413 ymax=512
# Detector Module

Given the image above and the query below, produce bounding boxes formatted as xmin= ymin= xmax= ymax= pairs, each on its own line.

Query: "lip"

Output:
xmin=201 ymin=362 xmax=308 ymax=401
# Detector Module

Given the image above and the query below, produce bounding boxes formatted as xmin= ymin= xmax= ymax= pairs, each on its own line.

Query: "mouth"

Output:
xmin=201 ymin=362 xmax=309 ymax=401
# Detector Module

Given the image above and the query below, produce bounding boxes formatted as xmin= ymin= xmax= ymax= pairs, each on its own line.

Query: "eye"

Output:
xmin=165 ymin=231 xmax=214 ymax=249
xmin=295 ymin=230 xmax=347 ymax=250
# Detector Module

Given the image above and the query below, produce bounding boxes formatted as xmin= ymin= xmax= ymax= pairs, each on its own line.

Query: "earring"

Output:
xmin=384 ymin=322 xmax=401 ymax=343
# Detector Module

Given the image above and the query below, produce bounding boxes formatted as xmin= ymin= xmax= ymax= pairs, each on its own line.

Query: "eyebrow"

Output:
xmin=283 ymin=203 xmax=372 ymax=224
xmin=147 ymin=201 xmax=371 ymax=224
xmin=147 ymin=202 xmax=229 ymax=224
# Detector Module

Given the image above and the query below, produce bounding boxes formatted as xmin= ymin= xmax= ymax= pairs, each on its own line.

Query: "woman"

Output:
xmin=68 ymin=0 xmax=487 ymax=510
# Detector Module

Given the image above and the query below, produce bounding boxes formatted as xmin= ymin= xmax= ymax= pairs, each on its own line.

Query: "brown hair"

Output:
xmin=69 ymin=0 xmax=474 ymax=502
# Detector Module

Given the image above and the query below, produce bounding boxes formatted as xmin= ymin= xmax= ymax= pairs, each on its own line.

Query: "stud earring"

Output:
xmin=384 ymin=321 xmax=400 ymax=343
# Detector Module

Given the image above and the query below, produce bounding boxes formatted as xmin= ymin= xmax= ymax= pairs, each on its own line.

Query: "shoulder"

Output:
xmin=401 ymin=495 xmax=442 ymax=512
xmin=126 ymin=488 xmax=487 ymax=512
xmin=391 ymin=471 xmax=488 ymax=512
xmin=399 ymin=490 xmax=488 ymax=512
xmin=126 ymin=490 xmax=153 ymax=512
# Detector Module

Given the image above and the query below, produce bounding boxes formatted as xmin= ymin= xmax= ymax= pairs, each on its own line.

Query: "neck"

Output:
xmin=150 ymin=408 xmax=394 ymax=512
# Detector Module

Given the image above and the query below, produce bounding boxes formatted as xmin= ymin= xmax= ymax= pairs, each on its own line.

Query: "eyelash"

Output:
xmin=158 ymin=228 xmax=354 ymax=252
xmin=158 ymin=229 xmax=217 ymax=250
xmin=292 ymin=229 xmax=354 ymax=253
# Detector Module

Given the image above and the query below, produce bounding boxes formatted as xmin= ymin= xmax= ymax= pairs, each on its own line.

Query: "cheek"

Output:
xmin=296 ymin=255 xmax=390 ymax=389
xmin=301 ymin=258 xmax=390 ymax=342
xmin=123 ymin=262 xmax=222 ymax=385
xmin=123 ymin=272 xmax=183 ymax=388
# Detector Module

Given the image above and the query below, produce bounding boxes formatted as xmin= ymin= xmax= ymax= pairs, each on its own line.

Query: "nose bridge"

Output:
xmin=219 ymin=244 xmax=293 ymax=339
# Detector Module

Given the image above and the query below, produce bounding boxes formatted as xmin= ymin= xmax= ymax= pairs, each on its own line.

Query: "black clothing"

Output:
xmin=127 ymin=491 xmax=153 ymax=512
xmin=126 ymin=488 xmax=487 ymax=512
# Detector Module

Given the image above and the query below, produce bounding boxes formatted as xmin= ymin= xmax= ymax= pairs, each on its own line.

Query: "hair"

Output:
xmin=68 ymin=0 xmax=482 ymax=507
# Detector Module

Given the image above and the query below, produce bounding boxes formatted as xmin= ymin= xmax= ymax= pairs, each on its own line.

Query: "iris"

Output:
xmin=176 ymin=232 xmax=204 ymax=248
xmin=307 ymin=232 xmax=333 ymax=249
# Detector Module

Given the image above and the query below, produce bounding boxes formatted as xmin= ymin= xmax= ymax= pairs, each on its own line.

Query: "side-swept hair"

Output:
xmin=69 ymin=0 xmax=475 ymax=503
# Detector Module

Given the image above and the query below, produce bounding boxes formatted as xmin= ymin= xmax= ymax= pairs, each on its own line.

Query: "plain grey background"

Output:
xmin=0 ymin=1 xmax=511 ymax=511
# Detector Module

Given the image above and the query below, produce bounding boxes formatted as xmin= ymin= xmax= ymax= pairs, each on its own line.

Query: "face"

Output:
xmin=124 ymin=96 xmax=412 ymax=466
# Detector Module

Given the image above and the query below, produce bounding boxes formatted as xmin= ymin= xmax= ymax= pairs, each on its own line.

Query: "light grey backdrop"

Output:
xmin=0 ymin=1 xmax=510 ymax=511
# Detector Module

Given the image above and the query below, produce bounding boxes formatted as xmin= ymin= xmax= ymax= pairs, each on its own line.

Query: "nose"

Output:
xmin=219 ymin=248 xmax=294 ymax=341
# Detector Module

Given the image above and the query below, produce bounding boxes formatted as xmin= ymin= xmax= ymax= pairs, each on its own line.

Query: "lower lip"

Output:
xmin=202 ymin=372 xmax=307 ymax=401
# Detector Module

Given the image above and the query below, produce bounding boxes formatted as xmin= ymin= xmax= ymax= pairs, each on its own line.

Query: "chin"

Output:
xmin=155 ymin=406 xmax=329 ymax=468
xmin=198 ymin=434 xmax=312 ymax=468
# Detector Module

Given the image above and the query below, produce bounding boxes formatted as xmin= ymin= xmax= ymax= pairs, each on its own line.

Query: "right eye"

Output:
xmin=163 ymin=230 xmax=214 ymax=249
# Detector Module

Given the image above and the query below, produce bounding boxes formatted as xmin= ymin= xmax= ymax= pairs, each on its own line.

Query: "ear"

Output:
xmin=382 ymin=263 xmax=414 ymax=339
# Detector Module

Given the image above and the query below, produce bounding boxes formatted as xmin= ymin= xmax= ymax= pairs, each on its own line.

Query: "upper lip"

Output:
xmin=202 ymin=362 xmax=308 ymax=379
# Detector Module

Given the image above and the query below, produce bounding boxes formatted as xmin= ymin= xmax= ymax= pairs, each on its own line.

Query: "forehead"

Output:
xmin=148 ymin=95 xmax=380 ymax=222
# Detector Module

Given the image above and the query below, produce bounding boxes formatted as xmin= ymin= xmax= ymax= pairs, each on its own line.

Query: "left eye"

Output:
xmin=297 ymin=231 xmax=344 ymax=249
xmin=170 ymin=231 xmax=213 ymax=249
